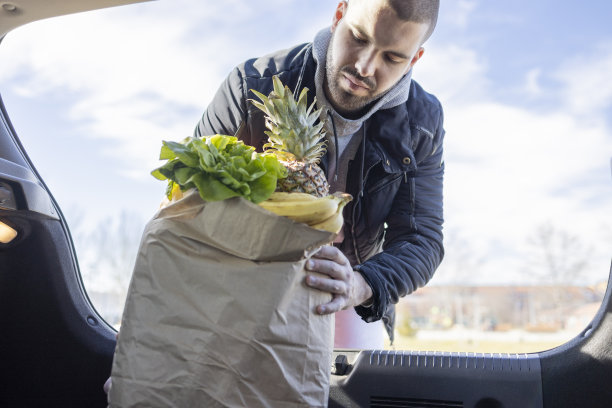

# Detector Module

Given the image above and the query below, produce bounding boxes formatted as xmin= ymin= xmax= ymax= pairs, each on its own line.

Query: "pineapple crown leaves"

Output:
xmin=249 ymin=76 xmax=327 ymax=164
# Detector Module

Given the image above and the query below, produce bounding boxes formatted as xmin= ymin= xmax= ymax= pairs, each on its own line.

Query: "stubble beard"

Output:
xmin=324 ymin=46 xmax=379 ymax=118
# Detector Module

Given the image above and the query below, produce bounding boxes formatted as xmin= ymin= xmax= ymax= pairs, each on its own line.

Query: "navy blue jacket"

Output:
xmin=195 ymin=43 xmax=445 ymax=341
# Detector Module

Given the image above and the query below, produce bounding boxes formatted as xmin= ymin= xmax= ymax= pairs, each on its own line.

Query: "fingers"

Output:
xmin=103 ymin=377 xmax=112 ymax=394
xmin=105 ymin=331 xmax=118 ymax=394
xmin=306 ymin=272 xmax=351 ymax=314
xmin=316 ymin=296 xmax=347 ymax=315
xmin=311 ymin=245 xmax=350 ymax=266
xmin=306 ymin=274 xmax=347 ymax=295
xmin=305 ymin=246 xmax=356 ymax=314
xmin=306 ymin=252 xmax=351 ymax=281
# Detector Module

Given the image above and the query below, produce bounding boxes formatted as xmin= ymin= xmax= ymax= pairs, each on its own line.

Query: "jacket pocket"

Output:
xmin=366 ymin=173 xmax=403 ymax=195
xmin=361 ymin=173 xmax=403 ymax=243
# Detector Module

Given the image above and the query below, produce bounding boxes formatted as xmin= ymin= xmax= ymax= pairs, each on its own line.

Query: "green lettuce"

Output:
xmin=151 ymin=135 xmax=287 ymax=203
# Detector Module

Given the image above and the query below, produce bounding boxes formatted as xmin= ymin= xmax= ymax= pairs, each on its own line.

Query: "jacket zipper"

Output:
xmin=350 ymin=159 xmax=379 ymax=265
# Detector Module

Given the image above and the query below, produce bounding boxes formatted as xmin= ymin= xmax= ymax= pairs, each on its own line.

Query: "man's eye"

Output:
xmin=352 ymin=33 xmax=367 ymax=44
xmin=386 ymin=55 xmax=403 ymax=64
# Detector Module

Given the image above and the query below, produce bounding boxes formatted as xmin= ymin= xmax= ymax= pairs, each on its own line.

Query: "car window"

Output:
xmin=1 ymin=0 xmax=610 ymax=353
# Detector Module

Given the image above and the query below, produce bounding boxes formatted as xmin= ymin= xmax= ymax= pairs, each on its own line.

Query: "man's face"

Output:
xmin=325 ymin=0 xmax=428 ymax=117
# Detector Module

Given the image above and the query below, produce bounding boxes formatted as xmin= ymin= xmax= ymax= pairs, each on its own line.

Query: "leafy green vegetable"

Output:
xmin=152 ymin=135 xmax=287 ymax=203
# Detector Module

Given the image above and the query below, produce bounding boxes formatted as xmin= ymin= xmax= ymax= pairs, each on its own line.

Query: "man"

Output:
xmin=104 ymin=0 xmax=443 ymax=392
xmin=195 ymin=0 xmax=444 ymax=344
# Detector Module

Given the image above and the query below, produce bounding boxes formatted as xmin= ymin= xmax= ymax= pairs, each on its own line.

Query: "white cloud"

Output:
xmin=440 ymin=0 xmax=478 ymax=30
xmin=1 ymin=0 xmax=610 ymax=287
xmin=440 ymin=101 xmax=612 ymax=284
xmin=555 ymin=42 xmax=612 ymax=117
xmin=411 ymin=41 xmax=612 ymax=285
xmin=413 ymin=43 xmax=490 ymax=104
xmin=523 ymin=68 xmax=543 ymax=98
xmin=3 ymin=9 xmax=226 ymax=105
xmin=0 ymin=0 xmax=334 ymax=179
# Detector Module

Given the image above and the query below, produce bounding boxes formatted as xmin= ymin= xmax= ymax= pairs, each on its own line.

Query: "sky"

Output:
xmin=0 ymin=0 xmax=611 ymax=292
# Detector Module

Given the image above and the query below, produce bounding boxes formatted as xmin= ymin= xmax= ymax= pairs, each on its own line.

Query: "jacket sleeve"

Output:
xmin=193 ymin=66 xmax=250 ymax=141
xmin=355 ymin=106 xmax=445 ymax=326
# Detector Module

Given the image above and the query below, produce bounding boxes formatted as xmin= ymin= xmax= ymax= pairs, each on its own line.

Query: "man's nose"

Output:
xmin=355 ymin=50 xmax=376 ymax=78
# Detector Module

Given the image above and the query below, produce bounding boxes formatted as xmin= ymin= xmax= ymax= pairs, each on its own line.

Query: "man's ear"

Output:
xmin=331 ymin=1 xmax=348 ymax=32
xmin=407 ymin=47 xmax=425 ymax=72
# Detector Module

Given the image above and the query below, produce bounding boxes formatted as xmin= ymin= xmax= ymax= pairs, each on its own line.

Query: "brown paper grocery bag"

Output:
xmin=108 ymin=190 xmax=335 ymax=407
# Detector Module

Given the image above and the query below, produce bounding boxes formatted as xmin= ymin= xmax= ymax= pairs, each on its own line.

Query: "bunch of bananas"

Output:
xmin=258 ymin=192 xmax=353 ymax=233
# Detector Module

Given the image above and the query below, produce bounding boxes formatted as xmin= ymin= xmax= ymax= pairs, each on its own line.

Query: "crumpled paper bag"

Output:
xmin=108 ymin=190 xmax=335 ymax=407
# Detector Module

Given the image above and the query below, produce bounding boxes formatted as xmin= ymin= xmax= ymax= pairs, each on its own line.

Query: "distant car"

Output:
xmin=1 ymin=1 xmax=612 ymax=407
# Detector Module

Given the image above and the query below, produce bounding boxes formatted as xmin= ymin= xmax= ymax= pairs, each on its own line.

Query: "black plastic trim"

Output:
xmin=538 ymin=263 xmax=612 ymax=407
xmin=329 ymin=349 xmax=543 ymax=407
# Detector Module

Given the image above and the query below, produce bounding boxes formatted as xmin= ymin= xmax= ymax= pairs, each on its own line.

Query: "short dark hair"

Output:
xmin=387 ymin=0 xmax=440 ymax=43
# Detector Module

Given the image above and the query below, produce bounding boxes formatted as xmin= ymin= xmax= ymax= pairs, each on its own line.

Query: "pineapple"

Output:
xmin=250 ymin=76 xmax=330 ymax=197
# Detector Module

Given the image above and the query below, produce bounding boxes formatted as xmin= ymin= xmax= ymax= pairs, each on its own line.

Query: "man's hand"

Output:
xmin=103 ymin=332 xmax=118 ymax=394
xmin=305 ymin=245 xmax=373 ymax=314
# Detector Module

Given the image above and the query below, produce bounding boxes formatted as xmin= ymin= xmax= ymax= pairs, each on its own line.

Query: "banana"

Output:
xmin=308 ymin=193 xmax=353 ymax=233
xmin=309 ymin=211 xmax=344 ymax=233
xmin=170 ymin=183 xmax=184 ymax=202
xmin=258 ymin=194 xmax=339 ymax=223
xmin=267 ymin=192 xmax=318 ymax=202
